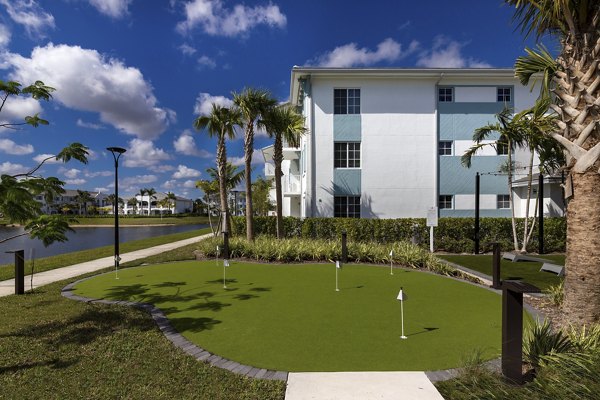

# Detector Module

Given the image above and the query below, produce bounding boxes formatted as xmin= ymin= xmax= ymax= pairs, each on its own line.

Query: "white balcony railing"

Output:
xmin=264 ymin=163 xmax=275 ymax=176
xmin=284 ymin=174 xmax=301 ymax=195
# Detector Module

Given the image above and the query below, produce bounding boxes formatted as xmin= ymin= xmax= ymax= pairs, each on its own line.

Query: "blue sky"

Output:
xmin=0 ymin=0 xmax=545 ymax=200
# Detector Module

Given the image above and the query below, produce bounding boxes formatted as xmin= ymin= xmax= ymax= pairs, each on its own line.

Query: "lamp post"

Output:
xmin=107 ymin=146 xmax=126 ymax=279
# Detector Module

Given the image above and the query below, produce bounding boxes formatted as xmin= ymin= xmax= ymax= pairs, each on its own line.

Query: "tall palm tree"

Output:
xmin=75 ymin=190 xmax=94 ymax=215
xmin=194 ymin=104 xmax=242 ymax=234
xmin=263 ymin=104 xmax=307 ymax=239
xmin=144 ymin=187 xmax=157 ymax=216
xmin=207 ymin=163 xmax=245 ymax=231
xmin=233 ymin=88 xmax=277 ymax=241
xmin=507 ymin=0 xmax=600 ymax=325
xmin=127 ymin=197 xmax=138 ymax=215
xmin=137 ymin=188 xmax=147 ymax=215
xmin=165 ymin=191 xmax=177 ymax=214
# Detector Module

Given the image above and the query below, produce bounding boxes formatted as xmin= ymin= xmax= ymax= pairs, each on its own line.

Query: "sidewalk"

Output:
xmin=0 ymin=233 xmax=212 ymax=297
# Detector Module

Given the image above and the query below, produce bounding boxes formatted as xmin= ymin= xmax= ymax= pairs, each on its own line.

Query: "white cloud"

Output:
xmin=183 ymin=179 xmax=198 ymax=188
xmin=76 ymin=118 xmax=105 ymax=129
xmin=228 ymin=149 xmax=263 ymax=167
xmin=308 ymin=38 xmax=418 ymax=68
xmin=0 ymin=139 xmax=33 ymax=155
xmin=172 ymin=164 xmax=201 ymax=179
xmin=88 ymin=0 xmax=132 ymax=18
xmin=193 ymin=92 xmax=233 ymax=115
xmin=120 ymin=174 xmax=158 ymax=193
xmin=3 ymin=43 xmax=174 ymax=140
xmin=416 ymin=36 xmax=491 ymax=68
xmin=85 ymin=170 xmax=112 ymax=177
xmin=162 ymin=179 xmax=177 ymax=189
xmin=173 ymin=130 xmax=212 ymax=157
xmin=122 ymin=138 xmax=171 ymax=168
xmin=179 ymin=43 xmax=197 ymax=55
xmin=65 ymin=178 xmax=87 ymax=186
xmin=0 ymin=0 xmax=55 ymax=37
xmin=0 ymin=23 xmax=10 ymax=48
xmin=0 ymin=161 xmax=29 ymax=175
xmin=177 ymin=0 xmax=286 ymax=37
xmin=198 ymin=55 xmax=216 ymax=69
xmin=94 ymin=187 xmax=109 ymax=194
xmin=0 ymin=95 xmax=43 ymax=125
xmin=33 ymin=153 xmax=61 ymax=164
xmin=59 ymin=167 xmax=81 ymax=179
xmin=148 ymin=164 xmax=175 ymax=173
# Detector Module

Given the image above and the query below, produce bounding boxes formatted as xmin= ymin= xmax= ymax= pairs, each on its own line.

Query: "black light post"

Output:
xmin=474 ymin=172 xmax=480 ymax=254
xmin=538 ymin=173 xmax=544 ymax=254
xmin=107 ymin=147 xmax=127 ymax=279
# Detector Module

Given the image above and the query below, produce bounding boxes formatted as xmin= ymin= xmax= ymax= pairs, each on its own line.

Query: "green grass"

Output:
xmin=75 ymin=215 xmax=210 ymax=225
xmin=0 ymin=228 xmax=211 ymax=281
xmin=0 ymin=276 xmax=285 ymax=399
xmin=437 ymin=254 xmax=564 ymax=290
xmin=74 ymin=261 xmax=509 ymax=372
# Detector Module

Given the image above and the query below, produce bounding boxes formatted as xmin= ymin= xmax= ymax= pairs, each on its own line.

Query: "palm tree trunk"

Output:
xmin=562 ymin=171 xmax=600 ymax=325
xmin=274 ymin=134 xmax=284 ymax=239
xmin=520 ymin=149 xmax=536 ymax=252
xmin=507 ymin=141 xmax=519 ymax=251
xmin=217 ymin=133 xmax=229 ymax=234
xmin=244 ymin=127 xmax=255 ymax=241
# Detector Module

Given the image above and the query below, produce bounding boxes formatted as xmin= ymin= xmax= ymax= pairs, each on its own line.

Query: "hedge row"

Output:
xmin=230 ymin=216 xmax=566 ymax=253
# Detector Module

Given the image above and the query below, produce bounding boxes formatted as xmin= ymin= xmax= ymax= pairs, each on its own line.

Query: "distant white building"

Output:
xmin=122 ymin=192 xmax=193 ymax=215
xmin=36 ymin=189 xmax=111 ymax=215
xmin=262 ymin=67 xmax=564 ymax=219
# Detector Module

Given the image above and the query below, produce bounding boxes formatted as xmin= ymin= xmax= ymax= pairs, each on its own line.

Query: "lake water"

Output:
xmin=0 ymin=224 xmax=208 ymax=265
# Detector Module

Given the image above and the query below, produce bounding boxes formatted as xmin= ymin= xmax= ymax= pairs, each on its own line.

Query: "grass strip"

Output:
xmin=0 ymin=228 xmax=211 ymax=281
xmin=0 ymin=274 xmax=285 ymax=399
xmin=437 ymin=254 xmax=564 ymax=290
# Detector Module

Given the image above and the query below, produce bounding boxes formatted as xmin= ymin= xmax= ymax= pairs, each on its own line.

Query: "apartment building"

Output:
xmin=263 ymin=67 xmax=564 ymax=219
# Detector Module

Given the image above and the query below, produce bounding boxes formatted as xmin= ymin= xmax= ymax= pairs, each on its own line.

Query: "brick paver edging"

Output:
xmin=61 ymin=276 xmax=289 ymax=382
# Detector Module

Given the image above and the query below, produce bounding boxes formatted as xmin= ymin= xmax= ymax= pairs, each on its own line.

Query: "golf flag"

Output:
xmin=389 ymin=249 xmax=394 ymax=257
xmin=223 ymin=259 xmax=230 ymax=267
xmin=216 ymin=245 xmax=220 ymax=255
xmin=336 ymin=260 xmax=341 ymax=269
xmin=397 ymin=288 xmax=407 ymax=301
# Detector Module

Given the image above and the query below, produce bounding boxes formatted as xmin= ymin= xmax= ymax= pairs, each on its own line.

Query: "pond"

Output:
xmin=0 ymin=224 xmax=208 ymax=265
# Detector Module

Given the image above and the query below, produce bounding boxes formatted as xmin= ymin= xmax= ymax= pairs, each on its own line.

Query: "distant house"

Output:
xmin=122 ymin=192 xmax=193 ymax=215
xmin=36 ymin=189 xmax=110 ymax=215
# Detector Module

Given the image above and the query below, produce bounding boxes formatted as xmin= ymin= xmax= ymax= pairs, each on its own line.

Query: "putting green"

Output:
xmin=73 ymin=261 xmax=506 ymax=372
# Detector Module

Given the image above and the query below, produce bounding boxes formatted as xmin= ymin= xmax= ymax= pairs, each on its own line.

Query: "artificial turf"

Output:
xmin=437 ymin=254 xmax=564 ymax=290
xmin=73 ymin=261 xmax=510 ymax=372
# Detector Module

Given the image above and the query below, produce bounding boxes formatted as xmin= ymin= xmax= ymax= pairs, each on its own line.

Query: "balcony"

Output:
xmin=283 ymin=174 xmax=301 ymax=196
xmin=264 ymin=163 xmax=275 ymax=177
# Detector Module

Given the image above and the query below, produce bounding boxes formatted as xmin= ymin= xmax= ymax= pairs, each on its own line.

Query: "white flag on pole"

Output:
xmin=397 ymin=288 xmax=407 ymax=301
xmin=223 ymin=259 xmax=230 ymax=267
xmin=389 ymin=249 xmax=394 ymax=257
xmin=336 ymin=260 xmax=341 ymax=269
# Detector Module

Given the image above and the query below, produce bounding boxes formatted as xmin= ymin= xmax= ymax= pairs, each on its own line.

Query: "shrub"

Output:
xmin=545 ymin=281 xmax=564 ymax=307
xmin=523 ymin=320 xmax=573 ymax=370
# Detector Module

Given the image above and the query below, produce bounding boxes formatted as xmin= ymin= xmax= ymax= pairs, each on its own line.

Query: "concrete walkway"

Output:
xmin=0 ymin=233 xmax=212 ymax=297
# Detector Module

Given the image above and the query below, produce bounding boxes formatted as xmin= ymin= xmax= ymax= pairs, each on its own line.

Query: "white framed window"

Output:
xmin=438 ymin=87 xmax=453 ymax=102
xmin=439 ymin=141 xmax=453 ymax=156
xmin=497 ymin=194 xmax=510 ymax=209
xmin=334 ymin=196 xmax=360 ymax=218
xmin=496 ymin=140 xmax=509 ymax=155
xmin=334 ymin=88 xmax=360 ymax=114
xmin=497 ymin=87 xmax=511 ymax=102
xmin=439 ymin=195 xmax=453 ymax=209
xmin=334 ymin=142 xmax=361 ymax=168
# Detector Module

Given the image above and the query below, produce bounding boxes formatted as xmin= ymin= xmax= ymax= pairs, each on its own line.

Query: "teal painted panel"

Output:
xmin=334 ymin=169 xmax=361 ymax=195
xmin=439 ymin=156 xmax=510 ymax=195
xmin=439 ymin=102 xmax=511 ymax=114
xmin=334 ymin=115 xmax=361 ymax=141
xmin=439 ymin=113 xmax=501 ymax=140
xmin=440 ymin=209 xmax=511 ymax=218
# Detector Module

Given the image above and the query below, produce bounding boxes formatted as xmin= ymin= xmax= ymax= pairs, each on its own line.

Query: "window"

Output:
xmin=334 ymin=196 xmax=360 ymax=218
xmin=497 ymin=194 xmax=510 ymax=209
xmin=334 ymin=88 xmax=360 ymax=114
xmin=438 ymin=87 xmax=453 ymax=102
xmin=439 ymin=141 xmax=453 ymax=156
xmin=497 ymin=87 xmax=511 ymax=102
xmin=334 ymin=142 xmax=361 ymax=168
xmin=496 ymin=140 xmax=509 ymax=155
xmin=438 ymin=195 xmax=453 ymax=209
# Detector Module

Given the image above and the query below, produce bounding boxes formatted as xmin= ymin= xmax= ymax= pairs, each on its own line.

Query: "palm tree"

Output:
xmin=194 ymin=104 xmax=242 ymax=234
xmin=196 ymin=178 xmax=220 ymax=235
xmin=127 ymin=197 xmax=138 ymax=215
xmin=137 ymin=188 xmax=147 ymax=215
xmin=165 ymin=191 xmax=177 ymax=214
xmin=507 ymin=0 xmax=600 ymax=325
xmin=144 ymin=187 xmax=157 ymax=216
xmin=75 ymin=190 xmax=94 ymax=215
xmin=207 ymin=163 xmax=245 ymax=232
xmin=106 ymin=194 xmax=123 ymax=215
xmin=263 ymin=104 xmax=307 ymax=238
xmin=233 ymin=88 xmax=277 ymax=241
xmin=462 ymin=101 xmax=562 ymax=253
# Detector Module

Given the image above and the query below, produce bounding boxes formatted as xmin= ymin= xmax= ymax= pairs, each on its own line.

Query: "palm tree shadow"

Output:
xmin=408 ymin=327 xmax=439 ymax=337
xmin=169 ymin=317 xmax=221 ymax=333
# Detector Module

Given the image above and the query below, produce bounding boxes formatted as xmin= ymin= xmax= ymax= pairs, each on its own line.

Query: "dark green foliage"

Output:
xmin=231 ymin=216 xmax=566 ymax=253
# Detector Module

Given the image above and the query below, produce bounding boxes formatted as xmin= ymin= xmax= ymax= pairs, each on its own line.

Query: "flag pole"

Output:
xmin=335 ymin=260 xmax=340 ymax=292
xmin=400 ymin=299 xmax=407 ymax=339
xmin=390 ymin=249 xmax=394 ymax=275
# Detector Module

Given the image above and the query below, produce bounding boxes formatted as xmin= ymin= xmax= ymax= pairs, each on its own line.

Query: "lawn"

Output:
xmin=73 ymin=261 xmax=512 ymax=372
xmin=0 ymin=228 xmax=211 ymax=281
xmin=437 ymin=254 xmax=564 ymax=291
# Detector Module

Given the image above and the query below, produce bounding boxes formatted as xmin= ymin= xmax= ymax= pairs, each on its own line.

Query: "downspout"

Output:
xmin=434 ymin=73 xmax=444 ymax=214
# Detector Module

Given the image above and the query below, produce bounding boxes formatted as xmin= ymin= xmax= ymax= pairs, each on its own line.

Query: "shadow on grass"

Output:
xmin=187 ymin=301 xmax=231 ymax=312
xmin=0 ymin=357 xmax=80 ymax=374
xmin=169 ymin=317 xmax=221 ymax=333
xmin=205 ymin=278 xmax=238 ymax=284
xmin=409 ymin=327 xmax=439 ymax=337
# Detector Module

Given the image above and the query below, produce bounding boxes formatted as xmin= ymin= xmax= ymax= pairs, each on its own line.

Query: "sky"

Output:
xmin=0 ymin=0 xmax=547 ymax=200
